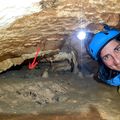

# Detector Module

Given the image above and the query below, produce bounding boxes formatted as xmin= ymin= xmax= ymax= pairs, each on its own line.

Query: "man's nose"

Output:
xmin=113 ymin=55 xmax=120 ymax=65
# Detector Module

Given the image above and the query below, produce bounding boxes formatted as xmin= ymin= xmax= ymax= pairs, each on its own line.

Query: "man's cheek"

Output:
xmin=105 ymin=61 xmax=113 ymax=67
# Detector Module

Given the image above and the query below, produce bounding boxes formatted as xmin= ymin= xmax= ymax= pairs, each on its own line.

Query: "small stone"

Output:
xmin=41 ymin=69 xmax=49 ymax=78
xmin=35 ymin=101 xmax=42 ymax=105
xmin=106 ymin=99 xmax=111 ymax=103
xmin=78 ymin=72 xmax=84 ymax=78
xmin=73 ymin=100 xmax=77 ymax=103
xmin=58 ymin=95 xmax=68 ymax=102
xmin=16 ymin=91 xmax=21 ymax=95
xmin=53 ymin=95 xmax=67 ymax=102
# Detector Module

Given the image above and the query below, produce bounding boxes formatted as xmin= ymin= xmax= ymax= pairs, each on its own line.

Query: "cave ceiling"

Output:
xmin=0 ymin=0 xmax=120 ymax=73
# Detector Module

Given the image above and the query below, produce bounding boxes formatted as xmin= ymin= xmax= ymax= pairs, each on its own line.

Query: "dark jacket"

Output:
xmin=98 ymin=65 xmax=120 ymax=86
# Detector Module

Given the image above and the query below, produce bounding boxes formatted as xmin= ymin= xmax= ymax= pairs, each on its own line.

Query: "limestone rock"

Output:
xmin=41 ymin=68 xmax=49 ymax=78
xmin=51 ymin=60 xmax=71 ymax=72
xmin=0 ymin=0 xmax=119 ymax=73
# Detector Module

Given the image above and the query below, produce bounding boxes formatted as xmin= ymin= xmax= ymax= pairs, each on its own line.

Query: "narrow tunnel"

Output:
xmin=0 ymin=0 xmax=120 ymax=120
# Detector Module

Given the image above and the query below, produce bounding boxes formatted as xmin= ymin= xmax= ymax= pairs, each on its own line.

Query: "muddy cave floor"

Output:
xmin=0 ymin=62 xmax=119 ymax=120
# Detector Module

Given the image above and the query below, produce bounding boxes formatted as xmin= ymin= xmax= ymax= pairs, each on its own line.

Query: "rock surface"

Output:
xmin=0 ymin=0 xmax=120 ymax=72
xmin=0 ymin=63 xmax=119 ymax=120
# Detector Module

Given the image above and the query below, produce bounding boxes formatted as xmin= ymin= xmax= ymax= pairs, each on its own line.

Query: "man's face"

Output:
xmin=100 ymin=39 xmax=120 ymax=71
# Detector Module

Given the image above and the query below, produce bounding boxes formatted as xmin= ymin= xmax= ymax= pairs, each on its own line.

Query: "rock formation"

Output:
xmin=0 ymin=0 xmax=120 ymax=73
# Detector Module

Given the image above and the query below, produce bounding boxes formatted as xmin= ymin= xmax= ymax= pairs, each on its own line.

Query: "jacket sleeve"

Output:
xmin=104 ymin=75 xmax=120 ymax=86
xmin=98 ymin=65 xmax=120 ymax=86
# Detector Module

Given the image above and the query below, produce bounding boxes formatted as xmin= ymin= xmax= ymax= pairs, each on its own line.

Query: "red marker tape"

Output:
xmin=28 ymin=48 xmax=40 ymax=70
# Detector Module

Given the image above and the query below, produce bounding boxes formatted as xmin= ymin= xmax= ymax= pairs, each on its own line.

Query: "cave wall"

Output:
xmin=0 ymin=0 xmax=120 ymax=73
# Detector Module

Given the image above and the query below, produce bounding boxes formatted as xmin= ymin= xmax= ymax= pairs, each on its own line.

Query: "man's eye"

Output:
xmin=102 ymin=55 xmax=111 ymax=61
xmin=115 ymin=46 xmax=120 ymax=52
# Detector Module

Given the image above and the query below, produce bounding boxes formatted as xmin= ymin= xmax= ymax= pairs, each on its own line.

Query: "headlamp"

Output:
xmin=77 ymin=31 xmax=86 ymax=40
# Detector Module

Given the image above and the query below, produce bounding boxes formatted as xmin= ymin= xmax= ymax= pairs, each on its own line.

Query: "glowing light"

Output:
xmin=77 ymin=31 xmax=86 ymax=40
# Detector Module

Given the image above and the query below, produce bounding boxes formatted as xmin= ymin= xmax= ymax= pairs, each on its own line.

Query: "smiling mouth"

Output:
xmin=116 ymin=67 xmax=120 ymax=71
xmin=112 ymin=66 xmax=120 ymax=70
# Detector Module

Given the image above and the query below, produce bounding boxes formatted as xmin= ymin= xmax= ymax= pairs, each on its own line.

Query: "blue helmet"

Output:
xmin=88 ymin=26 xmax=120 ymax=61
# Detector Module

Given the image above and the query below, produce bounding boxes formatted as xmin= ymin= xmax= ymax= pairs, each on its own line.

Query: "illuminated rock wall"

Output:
xmin=0 ymin=0 xmax=119 ymax=72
